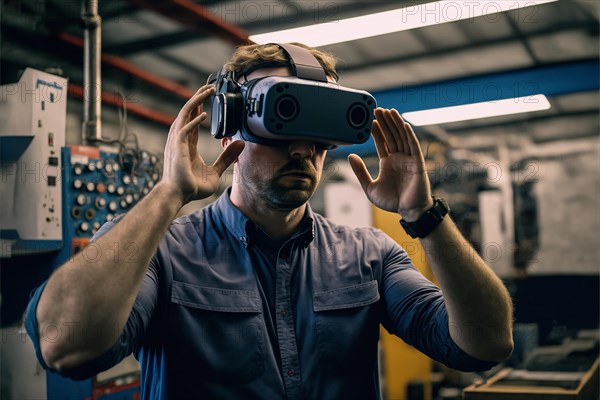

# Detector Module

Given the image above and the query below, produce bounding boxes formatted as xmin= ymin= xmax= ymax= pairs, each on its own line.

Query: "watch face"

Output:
xmin=433 ymin=198 xmax=450 ymax=218
xmin=436 ymin=197 xmax=450 ymax=213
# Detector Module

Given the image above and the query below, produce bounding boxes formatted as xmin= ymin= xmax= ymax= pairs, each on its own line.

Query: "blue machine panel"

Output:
xmin=45 ymin=145 xmax=156 ymax=400
xmin=61 ymin=145 xmax=160 ymax=243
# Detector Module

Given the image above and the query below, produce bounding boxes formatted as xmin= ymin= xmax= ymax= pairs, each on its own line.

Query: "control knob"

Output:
xmin=95 ymin=197 xmax=107 ymax=209
xmin=75 ymin=194 xmax=86 ymax=206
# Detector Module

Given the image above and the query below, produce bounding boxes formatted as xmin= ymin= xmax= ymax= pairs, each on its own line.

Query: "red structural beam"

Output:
xmin=68 ymin=83 xmax=176 ymax=127
xmin=59 ymin=0 xmax=250 ymax=126
xmin=127 ymin=0 xmax=252 ymax=45
xmin=58 ymin=32 xmax=196 ymax=100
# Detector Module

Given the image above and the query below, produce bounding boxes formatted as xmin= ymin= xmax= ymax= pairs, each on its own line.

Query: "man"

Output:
xmin=26 ymin=43 xmax=513 ymax=399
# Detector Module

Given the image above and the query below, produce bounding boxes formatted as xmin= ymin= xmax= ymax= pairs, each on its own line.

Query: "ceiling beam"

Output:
xmin=127 ymin=0 xmax=251 ymax=45
xmin=7 ymin=0 xmax=209 ymax=82
xmin=339 ymin=21 xmax=599 ymax=73
xmin=105 ymin=30 xmax=199 ymax=55
xmin=372 ymin=59 xmax=599 ymax=114
xmin=100 ymin=3 xmax=139 ymax=20
xmin=44 ymin=0 xmax=140 ymax=25
xmin=505 ymin=12 xmax=541 ymax=65
xmin=57 ymin=32 xmax=196 ymax=99
xmin=106 ymin=1 xmax=410 ymax=55
xmin=1 ymin=21 xmax=197 ymax=100
xmin=68 ymin=84 xmax=176 ymax=126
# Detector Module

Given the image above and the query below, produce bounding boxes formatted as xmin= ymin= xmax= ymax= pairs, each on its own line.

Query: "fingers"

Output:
xmin=401 ymin=116 xmax=424 ymax=159
xmin=180 ymin=112 xmax=208 ymax=142
xmin=211 ymin=140 xmax=245 ymax=177
xmin=181 ymin=84 xmax=213 ymax=119
xmin=165 ymin=85 xmax=214 ymax=155
xmin=380 ymin=109 xmax=406 ymax=153
xmin=174 ymin=85 xmax=215 ymax=133
xmin=372 ymin=121 xmax=389 ymax=159
xmin=374 ymin=108 xmax=399 ymax=153
xmin=373 ymin=108 xmax=423 ymax=158
xmin=348 ymin=154 xmax=373 ymax=193
xmin=389 ymin=109 xmax=411 ymax=155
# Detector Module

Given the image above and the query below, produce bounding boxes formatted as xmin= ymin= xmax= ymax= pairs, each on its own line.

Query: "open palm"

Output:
xmin=349 ymin=108 xmax=433 ymax=221
xmin=162 ymin=85 xmax=245 ymax=205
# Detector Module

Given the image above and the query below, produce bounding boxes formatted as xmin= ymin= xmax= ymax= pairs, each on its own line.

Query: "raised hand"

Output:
xmin=161 ymin=84 xmax=245 ymax=205
xmin=348 ymin=108 xmax=433 ymax=221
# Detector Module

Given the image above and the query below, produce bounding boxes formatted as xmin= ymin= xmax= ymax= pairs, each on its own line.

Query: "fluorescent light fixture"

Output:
xmin=402 ymin=94 xmax=551 ymax=126
xmin=250 ymin=1 xmax=558 ymax=46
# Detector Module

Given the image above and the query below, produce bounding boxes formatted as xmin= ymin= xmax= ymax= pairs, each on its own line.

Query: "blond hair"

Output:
xmin=224 ymin=42 xmax=339 ymax=81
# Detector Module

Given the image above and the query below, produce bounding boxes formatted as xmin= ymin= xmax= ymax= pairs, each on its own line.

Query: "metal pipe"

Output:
xmin=81 ymin=0 xmax=102 ymax=143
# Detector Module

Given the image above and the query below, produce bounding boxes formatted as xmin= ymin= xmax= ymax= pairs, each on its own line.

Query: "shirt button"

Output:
xmin=280 ymin=310 xmax=287 ymax=318
xmin=287 ymin=369 xmax=295 ymax=377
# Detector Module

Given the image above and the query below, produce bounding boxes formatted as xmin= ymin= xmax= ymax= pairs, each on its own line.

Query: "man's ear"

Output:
xmin=221 ymin=137 xmax=240 ymax=163
xmin=221 ymin=137 xmax=232 ymax=149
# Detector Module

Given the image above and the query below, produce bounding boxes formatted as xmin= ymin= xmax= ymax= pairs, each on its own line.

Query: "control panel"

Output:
xmin=0 ymin=68 xmax=67 ymax=256
xmin=62 ymin=145 xmax=160 ymax=248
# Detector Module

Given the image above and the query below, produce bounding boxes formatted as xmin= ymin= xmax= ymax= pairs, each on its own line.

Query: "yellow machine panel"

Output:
xmin=373 ymin=206 xmax=436 ymax=400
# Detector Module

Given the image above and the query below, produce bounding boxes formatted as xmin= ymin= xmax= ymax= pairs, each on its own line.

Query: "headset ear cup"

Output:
xmin=210 ymin=92 xmax=242 ymax=139
xmin=223 ymin=92 xmax=243 ymax=137
xmin=210 ymin=93 xmax=226 ymax=139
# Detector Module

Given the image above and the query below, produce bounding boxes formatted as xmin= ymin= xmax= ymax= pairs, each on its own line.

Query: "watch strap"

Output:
xmin=400 ymin=197 xmax=450 ymax=238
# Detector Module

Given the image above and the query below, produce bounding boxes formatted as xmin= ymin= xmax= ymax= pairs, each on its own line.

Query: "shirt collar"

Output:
xmin=213 ymin=187 xmax=316 ymax=248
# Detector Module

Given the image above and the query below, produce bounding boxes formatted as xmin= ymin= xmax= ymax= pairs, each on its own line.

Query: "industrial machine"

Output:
xmin=60 ymin=144 xmax=160 ymax=257
xmin=1 ymin=67 xmax=157 ymax=399
xmin=0 ymin=67 xmax=67 ymax=256
xmin=42 ymin=128 xmax=157 ymax=400
xmin=2 ymin=2 xmax=153 ymax=397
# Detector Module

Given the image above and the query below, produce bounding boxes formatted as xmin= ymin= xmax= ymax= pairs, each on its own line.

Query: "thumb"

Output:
xmin=348 ymin=154 xmax=373 ymax=193
xmin=212 ymin=140 xmax=245 ymax=176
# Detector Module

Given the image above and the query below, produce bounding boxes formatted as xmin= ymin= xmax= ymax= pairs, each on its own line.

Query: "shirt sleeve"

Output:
xmin=24 ymin=216 xmax=160 ymax=380
xmin=379 ymin=235 xmax=498 ymax=372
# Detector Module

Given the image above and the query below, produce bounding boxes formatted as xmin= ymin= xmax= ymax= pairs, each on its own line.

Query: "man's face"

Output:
xmin=224 ymin=66 xmax=329 ymax=210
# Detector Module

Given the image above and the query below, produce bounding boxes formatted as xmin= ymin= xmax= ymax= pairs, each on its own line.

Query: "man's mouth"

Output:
xmin=280 ymin=171 xmax=313 ymax=180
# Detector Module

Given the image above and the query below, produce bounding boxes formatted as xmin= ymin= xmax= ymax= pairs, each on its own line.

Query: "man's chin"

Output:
xmin=267 ymin=186 xmax=314 ymax=209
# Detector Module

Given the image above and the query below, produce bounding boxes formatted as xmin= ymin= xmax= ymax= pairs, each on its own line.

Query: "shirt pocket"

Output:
xmin=313 ymin=280 xmax=381 ymax=371
xmin=169 ymin=281 xmax=265 ymax=383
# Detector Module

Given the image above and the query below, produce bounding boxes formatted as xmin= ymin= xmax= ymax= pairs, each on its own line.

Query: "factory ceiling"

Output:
xmin=2 ymin=0 xmax=598 ymax=160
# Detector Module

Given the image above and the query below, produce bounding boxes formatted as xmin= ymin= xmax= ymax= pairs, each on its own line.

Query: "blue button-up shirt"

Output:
xmin=26 ymin=188 xmax=496 ymax=399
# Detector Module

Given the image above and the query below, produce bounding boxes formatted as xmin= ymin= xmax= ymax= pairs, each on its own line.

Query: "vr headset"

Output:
xmin=209 ymin=43 xmax=376 ymax=149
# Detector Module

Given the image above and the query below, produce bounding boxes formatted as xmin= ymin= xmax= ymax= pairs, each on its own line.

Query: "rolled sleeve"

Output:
xmin=24 ymin=281 xmax=51 ymax=371
xmin=24 ymin=281 xmax=128 ymax=380
xmin=381 ymin=240 xmax=497 ymax=372
xmin=429 ymin=302 xmax=498 ymax=371
xmin=24 ymin=214 xmax=160 ymax=380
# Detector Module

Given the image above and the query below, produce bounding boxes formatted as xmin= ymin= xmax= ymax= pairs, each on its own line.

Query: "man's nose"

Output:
xmin=288 ymin=141 xmax=316 ymax=159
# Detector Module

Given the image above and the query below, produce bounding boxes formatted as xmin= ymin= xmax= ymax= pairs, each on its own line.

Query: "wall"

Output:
xmin=529 ymin=147 xmax=600 ymax=274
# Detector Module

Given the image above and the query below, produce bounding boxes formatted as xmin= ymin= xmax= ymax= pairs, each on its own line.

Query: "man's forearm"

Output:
xmin=36 ymin=182 xmax=183 ymax=370
xmin=419 ymin=217 xmax=514 ymax=362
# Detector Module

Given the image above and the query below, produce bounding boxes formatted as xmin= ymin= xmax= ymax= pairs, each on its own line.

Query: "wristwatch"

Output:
xmin=400 ymin=197 xmax=450 ymax=238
